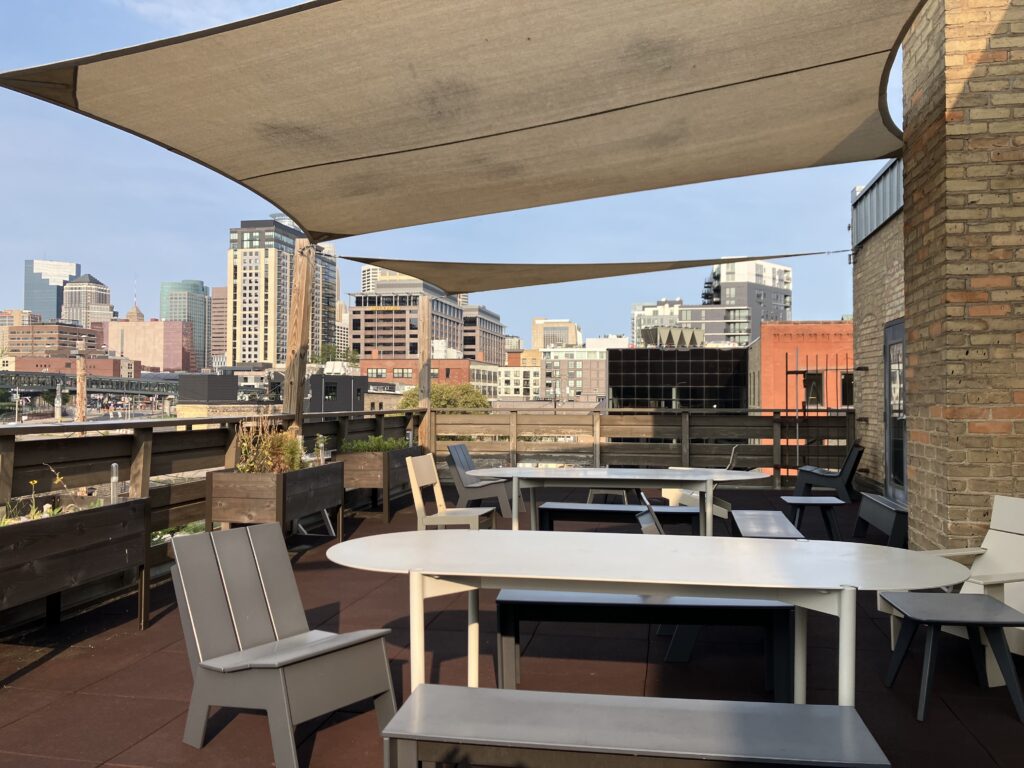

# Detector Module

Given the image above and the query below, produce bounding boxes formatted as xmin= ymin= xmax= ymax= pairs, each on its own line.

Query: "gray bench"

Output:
xmin=383 ymin=684 xmax=890 ymax=767
xmin=538 ymin=501 xmax=700 ymax=532
xmin=730 ymin=509 xmax=805 ymax=539
xmin=497 ymin=589 xmax=794 ymax=702
xmin=854 ymin=492 xmax=908 ymax=548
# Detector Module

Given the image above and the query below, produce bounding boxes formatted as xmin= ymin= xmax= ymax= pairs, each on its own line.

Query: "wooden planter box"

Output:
xmin=207 ymin=462 xmax=344 ymax=533
xmin=0 ymin=498 xmax=148 ymax=619
xmin=333 ymin=446 xmax=424 ymax=522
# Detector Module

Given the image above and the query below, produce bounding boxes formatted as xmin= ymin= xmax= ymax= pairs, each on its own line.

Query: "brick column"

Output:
xmin=903 ymin=0 xmax=1024 ymax=549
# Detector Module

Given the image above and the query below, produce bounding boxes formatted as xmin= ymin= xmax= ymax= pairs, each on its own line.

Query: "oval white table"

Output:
xmin=467 ymin=466 xmax=767 ymax=535
xmin=327 ymin=529 xmax=968 ymax=706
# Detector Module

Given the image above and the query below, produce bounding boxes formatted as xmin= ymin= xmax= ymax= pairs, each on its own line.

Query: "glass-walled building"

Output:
xmin=23 ymin=259 xmax=80 ymax=322
xmin=608 ymin=348 xmax=748 ymax=409
xmin=161 ymin=280 xmax=212 ymax=370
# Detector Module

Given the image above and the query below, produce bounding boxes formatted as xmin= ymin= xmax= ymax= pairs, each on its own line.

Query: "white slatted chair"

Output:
xmin=407 ymin=453 xmax=496 ymax=531
xmin=879 ymin=495 xmax=1024 ymax=686
xmin=171 ymin=524 xmax=396 ymax=768
xmin=663 ymin=445 xmax=741 ymax=523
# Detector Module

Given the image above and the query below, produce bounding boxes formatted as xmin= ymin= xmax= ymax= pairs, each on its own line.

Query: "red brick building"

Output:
xmin=749 ymin=321 xmax=854 ymax=412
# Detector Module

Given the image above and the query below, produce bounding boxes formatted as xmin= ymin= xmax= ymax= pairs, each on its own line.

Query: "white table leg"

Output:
xmin=467 ymin=589 xmax=480 ymax=688
xmin=511 ymin=475 xmax=520 ymax=531
xmin=703 ymin=479 xmax=714 ymax=537
xmin=793 ymin=606 xmax=807 ymax=704
xmin=838 ymin=586 xmax=857 ymax=706
xmin=409 ymin=571 xmax=426 ymax=690
xmin=529 ymin=486 xmax=539 ymax=531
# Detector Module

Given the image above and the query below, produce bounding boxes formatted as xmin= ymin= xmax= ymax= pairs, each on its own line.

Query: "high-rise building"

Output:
xmin=161 ymin=280 xmax=212 ymax=369
xmin=23 ymin=259 xmax=80 ymax=321
xmin=335 ymin=300 xmax=351 ymax=352
xmin=462 ymin=305 xmax=506 ymax=365
xmin=350 ymin=277 xmax=463 ymax=358
xmin=531 ymin=318 xmax=582 ymax=349
xmin=702 ymin=260 xmax=792 ymax=342
xmin=226 ymin=217 xmax=337 ymax=366
xmin=210 ymin=286 xmax=227 ymax=366
xmin=60 ymin=274 xmax=115 ymax=327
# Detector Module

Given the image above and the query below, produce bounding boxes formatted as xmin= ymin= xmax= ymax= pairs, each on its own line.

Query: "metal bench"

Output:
xmin=730 ymin=508 xmax=805 ymax=539
xmin=383 ymin=684 xmax=890 ymax=767
xmin=537 ymin=500 xmax=700 ymax=532
xmin=854 ymin=492 xmax=908 ymax=547
xmin=496 ymin=589 xmax=794 ymax=702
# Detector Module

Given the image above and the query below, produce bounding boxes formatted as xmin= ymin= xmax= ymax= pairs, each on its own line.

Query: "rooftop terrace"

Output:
xmin=1 ymin=488 xmax=1019 ymax=768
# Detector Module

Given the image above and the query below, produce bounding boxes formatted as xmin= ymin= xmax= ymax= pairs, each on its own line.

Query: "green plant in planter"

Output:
xmin=338 ymin=435 xmax=409 ymax=454
xmin=237 ymin=418 xmax=303 ymax=473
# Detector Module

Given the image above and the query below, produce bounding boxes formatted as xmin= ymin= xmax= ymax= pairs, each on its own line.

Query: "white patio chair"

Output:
xmin=407 ymin=453 xmax=496 ymax=531
xmin=879 ymin=494 xmax=1024 ymax=686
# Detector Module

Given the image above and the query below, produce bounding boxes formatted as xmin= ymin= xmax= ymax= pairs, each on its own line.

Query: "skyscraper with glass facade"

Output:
xmin=23 ymin=259 xmax=80 ymax=321
xmin=160 ymin=280 xmax=212 ymax=370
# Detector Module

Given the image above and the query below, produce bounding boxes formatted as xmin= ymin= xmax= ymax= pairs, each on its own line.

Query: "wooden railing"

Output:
xmin=0 ymin=409 xmax=424 ymax=631
xmin=431 ymin=408 xmax=857 ymax=485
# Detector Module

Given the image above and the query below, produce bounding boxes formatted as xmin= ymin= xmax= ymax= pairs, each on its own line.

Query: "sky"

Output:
xmin=0 ymin=1 xmax=902 ymax=342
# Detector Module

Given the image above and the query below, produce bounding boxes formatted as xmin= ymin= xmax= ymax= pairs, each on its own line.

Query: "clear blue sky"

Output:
xmin=0 ymin=1 xmax=902 ymax=342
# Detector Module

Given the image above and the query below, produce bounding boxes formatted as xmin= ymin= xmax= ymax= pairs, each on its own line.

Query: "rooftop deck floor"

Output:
xmin=1 ymin=489 xmax=1021 ymax=767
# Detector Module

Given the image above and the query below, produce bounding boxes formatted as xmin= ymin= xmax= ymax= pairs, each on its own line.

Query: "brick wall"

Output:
xmin=852 ymin=214 xmax=906 ymax=489
xmin=903 ymin=0 xmax=1024 ymax=548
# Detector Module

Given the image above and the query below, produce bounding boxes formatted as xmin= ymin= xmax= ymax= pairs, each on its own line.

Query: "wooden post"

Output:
xmin=679 ymin=411 xmax=690 ymax=467
xmin=0 ymin=435 xmax=14 ymax=511
xmin=130 ymin=427 xmax=153 ymax=629
xmin=416 ymin=297 xmax=431 ymax=447
xmin=592 ymin=412 xmax=601 ymax=467
xmin=224 ymin=422 xmax=240 ymax=468
xmin=509 ymin=410 xmax=519 ymax=466
xmin=75 ymin=342 xmax=87 ymax=423
xmin=283 ymin=240 xmax=315 ymax=437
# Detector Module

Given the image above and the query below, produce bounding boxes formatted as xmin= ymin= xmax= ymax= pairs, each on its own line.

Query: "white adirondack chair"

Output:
xmin=879 ymin=495 xmax=1024 ymax=686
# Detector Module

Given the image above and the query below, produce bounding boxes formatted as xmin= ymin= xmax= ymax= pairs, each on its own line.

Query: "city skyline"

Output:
xmin=0 ymin=1 xmax=903 ymax=345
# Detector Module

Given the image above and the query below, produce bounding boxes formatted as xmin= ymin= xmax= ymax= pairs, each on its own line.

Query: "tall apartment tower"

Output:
xmin=226 ymin=217 xmax=337 ymax=367
xmin=60 ymin=274 xmax=115 ymax=327
xmin=463 ymin=305 xmax=506 ymax=365
xmin=702 ymin=260 xmax=792 ymax=343
xmin=531 ymin=318 xmax=582 ymax=349
xmin=161 ymin=279 xmax=212 ymax=369
xmin=209 ymin=286 xmax=227 ymax=366
xmin=23 ymin=259 xmax=80 ymax=321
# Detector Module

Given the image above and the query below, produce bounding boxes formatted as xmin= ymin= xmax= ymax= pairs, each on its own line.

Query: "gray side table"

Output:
xmin=880 ymin=591 xmax=1024 ymax=722
xmin=782 ymin=495 xmax=846 ymax=540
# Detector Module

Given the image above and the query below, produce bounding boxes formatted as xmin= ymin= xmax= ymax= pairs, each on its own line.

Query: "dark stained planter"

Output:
xmin=207 ymin=462 xmax=344 ymax=534
xmin=0 ymin=498 xmax=148 ymax=619
xmin=333 ymin=445 xmax=423 ymax=522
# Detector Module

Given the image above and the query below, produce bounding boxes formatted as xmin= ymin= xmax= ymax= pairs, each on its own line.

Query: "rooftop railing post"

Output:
xmin=510 ymin=410 xmax=518 ymax=467
xmin=592 ymin=411 xmax=600 ymax=468
xmin=772 ymin=411 xmax=782 ymax=489
xmin=129 ymin=427 xmax=152 ymax=629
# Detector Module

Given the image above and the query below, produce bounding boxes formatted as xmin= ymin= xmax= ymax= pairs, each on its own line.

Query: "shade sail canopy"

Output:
xmin=347 ymin=251 xmax=836 ymax=295
xmin=0 ymin=0 xmax=918 ymax=241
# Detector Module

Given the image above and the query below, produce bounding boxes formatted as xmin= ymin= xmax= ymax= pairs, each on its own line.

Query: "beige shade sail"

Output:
xmin=346 ymin=251 xmax=839 ymax=295
xmin=0 ymin=0 xmax=919 ymax=241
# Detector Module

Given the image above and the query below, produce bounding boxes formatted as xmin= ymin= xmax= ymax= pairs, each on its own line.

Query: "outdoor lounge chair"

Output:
xmin=171 ymin=524 xmax=396 ymax=768
xmin=446 ymin=443 xmax=513 ymax=518
xmin=408 ymin=452 xmax=496 ymax=530
xmin=879 ymin=495 xmax=1024 ymax=688
xmin=793 ymin=443 xmax=864 ymax=503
